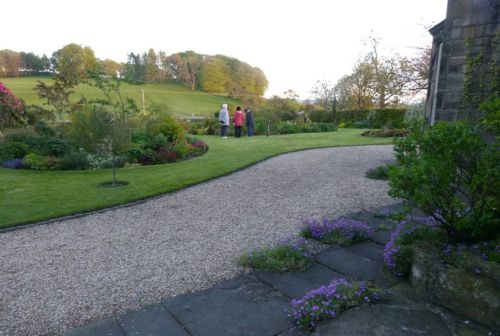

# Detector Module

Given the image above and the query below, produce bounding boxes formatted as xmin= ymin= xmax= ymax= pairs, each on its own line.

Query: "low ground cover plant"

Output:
xmin=239 ymin=238 xmax=313 ymax=272
xmin=365 ymin=164 xmax=391 ymax=180
xmin=301 ymin=218 xmax=373 ymax=246
xmin=290 ymin=278 xmax=382 ymax=330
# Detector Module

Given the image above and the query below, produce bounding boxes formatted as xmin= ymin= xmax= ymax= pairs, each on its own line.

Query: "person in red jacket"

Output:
xmin=233 ymin=106 xmax=245 ymax=138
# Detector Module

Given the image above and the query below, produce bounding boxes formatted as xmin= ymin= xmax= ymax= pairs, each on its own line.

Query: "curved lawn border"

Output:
xmin=0 ymin=130 xmax=393 ymax=231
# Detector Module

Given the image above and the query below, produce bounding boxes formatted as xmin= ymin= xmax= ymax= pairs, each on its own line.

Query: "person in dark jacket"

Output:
xmin=245 ymin=108 xmax=254 ymax=136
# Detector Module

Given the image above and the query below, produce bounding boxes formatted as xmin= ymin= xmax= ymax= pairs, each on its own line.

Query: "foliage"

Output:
xmin=0 ymin=81 xmax=27 ymax=129
xmin=34 ymin=75 xmax=76 ymax=124
xmin=361 ymin=129 xmax=408 ymax=137
xmin=52 ymin=43 xmax=99 ymax=84
xmin=0 ymin=141 xmax=30 ymax=161
xmin=273 ymin=122 xmax=337 ymax=135
xmin=389 ymin=121 xmax=500 ymax=242
xmin=442 ymin=242 xmax=500 ymax=278
xmin=301 ymin=218 xmax=373 ymax=246
xmin=290 ymin=278 xmax=382 ymax=331
xmin=365 ymin=165 xmax=390 ymax=180
xmin=479 ymin=96 xmax=500 ymax=134
xmin=384 ymin=219 xmax=446 ymax=277
xmin=239 ymin=238 xmax=313 ymax=272
xmin=159 ymin=114 xmax=185 ymax=142
xmin=58 ymin=151 xmax=89 ymax=170
xmin=67 ymin=105 xmax=114 ymax=152
xmin=22 ymin=153 xmax=60 ymax=170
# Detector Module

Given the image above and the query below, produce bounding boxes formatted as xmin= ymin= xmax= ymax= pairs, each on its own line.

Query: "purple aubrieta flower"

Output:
xmin=303 ymin=218 xmax=373 ymax=243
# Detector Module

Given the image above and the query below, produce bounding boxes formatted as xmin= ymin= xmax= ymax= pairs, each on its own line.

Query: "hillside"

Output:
xmin=1 ymin=77 xmax=241 ymax=117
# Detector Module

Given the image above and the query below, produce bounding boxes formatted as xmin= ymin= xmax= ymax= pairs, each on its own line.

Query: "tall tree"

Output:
xmin=99 ymin=59 xmax=122 ymax=77
xmin=0 ymin=50 xmax=22 ymax=77
xmin=144 ymin=49 xmax=160 ymax=82
xmin=311 ymin=80 xmax=337 ymax=120
xmin=52 ymin=44 xmax=99 ymax=84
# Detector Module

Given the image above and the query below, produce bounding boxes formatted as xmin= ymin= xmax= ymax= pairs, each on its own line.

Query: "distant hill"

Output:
xmin=1 ymin=77 xmax=241 ymax=117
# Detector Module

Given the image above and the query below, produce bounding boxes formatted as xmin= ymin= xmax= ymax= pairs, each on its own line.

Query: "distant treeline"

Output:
xmin=0 ymin=45 xmax=268 ymax=99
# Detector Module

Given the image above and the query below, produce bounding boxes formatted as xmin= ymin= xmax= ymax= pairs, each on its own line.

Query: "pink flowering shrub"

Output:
xmin=0 ymin=82 xmax=26 ymax=129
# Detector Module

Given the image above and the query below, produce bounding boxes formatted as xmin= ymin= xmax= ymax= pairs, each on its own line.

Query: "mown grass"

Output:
xmin=0 ymin=130 xmax=392 ymax=229
xmin=1 ymin=77 xmax=240 ymax=117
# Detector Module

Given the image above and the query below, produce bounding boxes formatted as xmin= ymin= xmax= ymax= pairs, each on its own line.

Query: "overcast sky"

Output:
xmin=3 ymin=0 xmax=447 ymax=98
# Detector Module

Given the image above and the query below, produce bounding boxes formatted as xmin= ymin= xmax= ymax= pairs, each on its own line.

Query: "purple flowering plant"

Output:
xmin=239 ymin=237 xmax=313 ymax=272
xmin=301 ymin=218 xmax=373 ymax=246
xmin=384 ymin=219 xmax=445 ymax=277
xmin=290 ymin=278 xmax=382 ymax=330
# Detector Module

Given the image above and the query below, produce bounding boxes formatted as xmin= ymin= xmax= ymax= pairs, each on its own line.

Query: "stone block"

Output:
xmin=411 ymin=248 xmax=500 ymax=330
xmin=313 ymin=304 xmax=452 ymax=336
xmin=118 ymin=305 xmax=189 ymax=336
xmin=254 ymin=263 xmax=343 ymax=299
xmin=345 ymin=241 xmax=385 ymax=263
xmin=163 ymin=275 xmax=291 ymax=336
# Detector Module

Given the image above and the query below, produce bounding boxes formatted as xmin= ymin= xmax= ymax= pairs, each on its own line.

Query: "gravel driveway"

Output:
xmin=0 ymin=145 xmax=397 ymax=336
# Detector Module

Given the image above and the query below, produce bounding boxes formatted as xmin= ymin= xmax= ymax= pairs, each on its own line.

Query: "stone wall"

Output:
xmin=425 ymin=0 xmax=499 ymax=123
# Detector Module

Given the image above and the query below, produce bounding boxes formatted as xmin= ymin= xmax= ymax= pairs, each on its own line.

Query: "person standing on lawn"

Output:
xmin=219 ymin=104 xmax=230 ymax=138
xmin=233 ymin=106 xmax=244 ymax=138
xmin=245 ymin=108 xmax=254 ymax=136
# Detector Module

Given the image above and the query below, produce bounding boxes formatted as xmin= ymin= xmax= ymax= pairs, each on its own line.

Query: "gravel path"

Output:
xmin=0 ymin=145 xmax=397 ymax=336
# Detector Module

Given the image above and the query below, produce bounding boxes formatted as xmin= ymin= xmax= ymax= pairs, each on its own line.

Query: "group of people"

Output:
xmin=218 ymin=104 xmax=254 ymax=138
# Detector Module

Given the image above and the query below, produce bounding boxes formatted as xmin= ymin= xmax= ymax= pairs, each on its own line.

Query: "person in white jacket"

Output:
xmin=219 ymin=104 xmax=230 ymax=138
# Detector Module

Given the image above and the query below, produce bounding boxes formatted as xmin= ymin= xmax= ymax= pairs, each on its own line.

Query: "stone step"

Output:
xmin=118 ymin=305 xmax=189 ymax=336
xmin=345 ymin=241 xmax=385 ymax=263
xmin=315 ymin=246 xmax=398 ymax=288
xmin=313 ymin=304 xmax=452 ymax=336
xmin=162 ymin=274 xmax=291 ymax=336
xmin=254 ymin=263 xmax=343 ymax=299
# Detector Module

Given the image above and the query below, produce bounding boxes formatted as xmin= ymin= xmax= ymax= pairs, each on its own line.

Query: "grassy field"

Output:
xmin=1 ymin=77 xmax=241 ymax=117
xmin=0 ymin=130 xmax=393 ymax=229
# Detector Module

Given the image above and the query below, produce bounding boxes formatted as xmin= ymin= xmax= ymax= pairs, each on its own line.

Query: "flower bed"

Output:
xmin=239 ymin=237 xmax=313 ymax=272
xmin=301 ymin=218 xmax=373 ymax=246
xmin=290 ymin=278 xmax=382 ymax=330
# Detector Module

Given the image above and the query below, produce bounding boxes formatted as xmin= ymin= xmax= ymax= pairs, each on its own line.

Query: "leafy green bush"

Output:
xmin=0 ymin=141 xmax=30 ymax=160
xmin=239 ymin=238 xmax=313 ymax=272
xmin=361 ymin=129 xmax=408 ymax=137
xmin=38 ymin=137 xmax=72 ymax=157
xmin=174 ymin=140 xmax=190 ymax=159
xmin=274 ymin=122 xmax=301 ymax=134
xmin=67 ymin=105 xmax=113 ymax=152
xmin=159 ymin=115 xmax=185 ymax=142
xmin=389 ymin=121 xmax=500 ymax=242
xmin=23 ymin=153 xmax=45 ymax=170
xmin=365 ymin=165 xmax=390 ymax=180
xmin=58 ymin=151 xmax=89 ymax=170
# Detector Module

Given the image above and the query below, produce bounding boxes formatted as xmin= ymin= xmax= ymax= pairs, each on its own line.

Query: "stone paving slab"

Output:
xmin=65 ymin=318 xmax=124 ymax=336
xmin=253 ymin=263 xmax=343 ymax=299
xmin=348 ymin=211 xmax=397 ymax=229
xmin=117 ymin=305 xmax=189 ymax=336
xmin=162 ymin=274 xmax=291 ymax=336
xmin=313 ymin=304 xmax=453 ymax=336
xmin=345 ymin=241 xmax=385 ymax=263
xmin=315 ymin=246 xmax=398 ymax=288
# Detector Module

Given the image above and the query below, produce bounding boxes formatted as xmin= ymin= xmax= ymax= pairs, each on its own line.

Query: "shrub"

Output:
xmin=384 ymin=219 xmax=446 ymax=277
xmin=86 ymin=153 xmax=127 ymax=170
xmin=173 ymin=140 xmax=190 ymax=159
xmin=290 ymin=278 xmax=382 ymax=331
xmin=274 ymin=122 xmax=301 ymax=134
xmin=38 ymin=137 xmax=72 ymax=157
xmin=239 ymin=238 xmax=313 ymax=272
xmin=0 ymin=141 xmax=30 ymax=161
xmin=67 ymin=105 xmax=113 ymax=152
xmin=365 ymin=165 xmax=390 ymax=180
xmin=301 ymin=218 xmax=373 ymax=246
xmin=159 ymin=115 xmax=185 ymax=142
xmin=389 ymin=121 xmax=500 ymax=242
xmin=441 ymin=241 xmax=500 ymax=277
xmin=23 ymin=153 xmax=46 ymax=170
xmin=0 ymin=81 xmax=27 ymax=129
xmin=361 ymin=129 xmax=408 ymax=137
xmin=58 ymin=151 xmax=88 ymax=170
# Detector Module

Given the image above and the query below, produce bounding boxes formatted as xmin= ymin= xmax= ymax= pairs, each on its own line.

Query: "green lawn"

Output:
xmin=1 ymin=77 xmax=240 ymax=117
xmin=0 ymin=130 xmax=393 ymax=229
